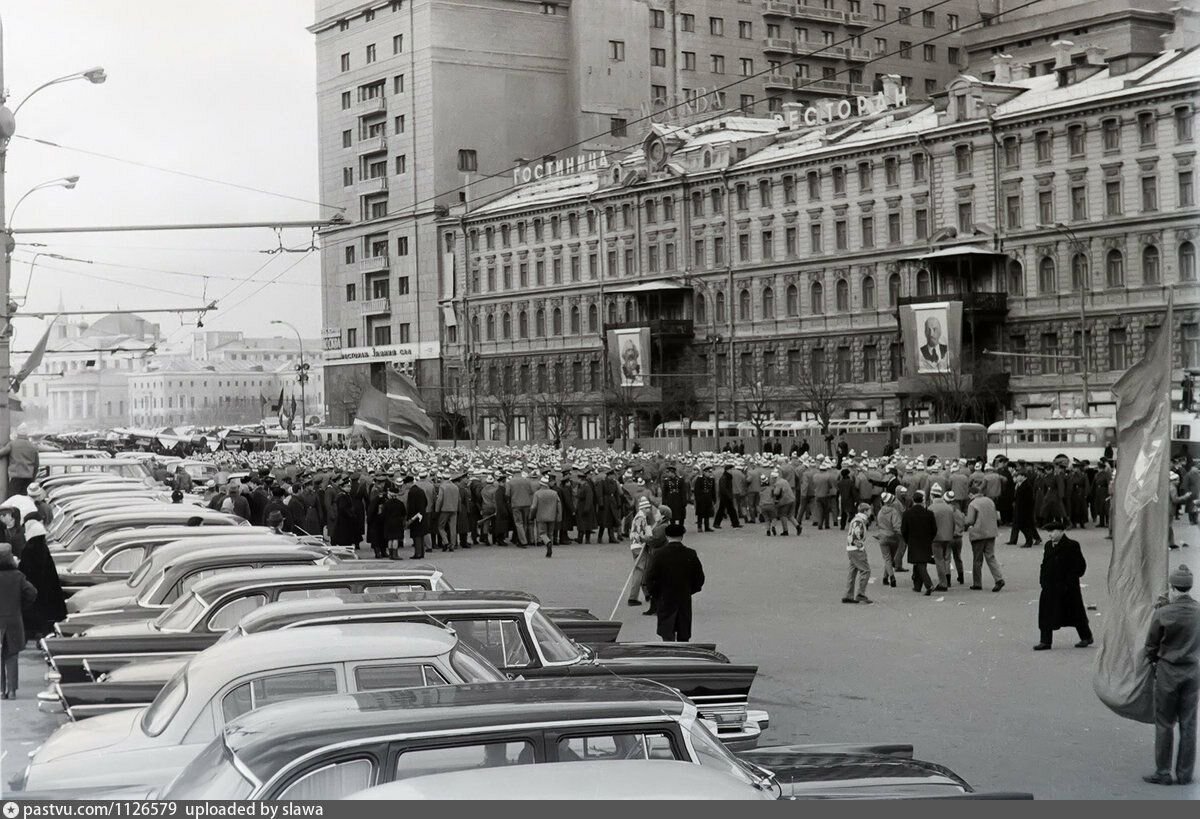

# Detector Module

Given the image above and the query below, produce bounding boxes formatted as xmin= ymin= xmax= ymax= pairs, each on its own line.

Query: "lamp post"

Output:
xmin=1038 ymin=222 xmax=1090 ymax=416
xmin=0 ymin=12 xmax=106 ymax=494
xmin=271 ymin=320 xmax=307 ymax=442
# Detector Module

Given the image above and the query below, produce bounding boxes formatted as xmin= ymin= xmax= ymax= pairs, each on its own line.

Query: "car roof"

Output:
xmin=348 ymin=760 xmax=767 ymax=801
xmin=190 ymin=563 xmax=443 ymax=600
xmin=90 ymin=526 xmax=284 ymax=554
xmin=158 ymin=542 xmax=326 ymax=572
xmin=237 ymin=591 xmax=540 ymax=633
xmin=79 ymin=507 xmax=237 ymax=524
xmin=227 ymin=678 xmax=688 ymax=778
xmin=187 ymin=622 xmax=458 ymax=681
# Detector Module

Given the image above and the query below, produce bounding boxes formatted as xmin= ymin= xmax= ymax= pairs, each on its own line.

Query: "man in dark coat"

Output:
xmin=17 ymin=519 xmax=66 ymax=641
xmin=573 ymin=471 xmax=597 ymax=544
xmin=644 ymin=523 xmax=705 ymax=642
xmin=598 ymin=469 xmax=623 ymax=544
xmin=995 ymin=458 xmax=1015 ymax=525
xmin=661 ymin=465 xmax=687 ymax=525
xmin=900 ymin=491 xmax=937 ymax=595
xmin=247 ymin=476 xmax=270 ymax=527
xmin=1091 ymin=463 xmax=1112 ymax=528
xmin=494 ymin=475 xmax=515 ymax=547
xmin=1067 ymin=463 xmax=1090 ymax=529
xmin=1008 ymin=472 xmax=1041 ymax=548
xmin=713 ymin=465 xmax=741 ymax=529
xmin=404 ymin=475 xmax=429 ymax=560
xmin=1033 ymin=520 xmax=1093 ymax=650
xmin=332 ymin=481 xmax=360 ymax=548
xmin=1142 ymin=564 xmax=1198 ymax=786
xmin=263 ymin=486 xmax=292 ymax=534
xmin=0 ymin=543 xmax=36 ymax=698
xmin=286 ymin=484 xmax=310 ymax=536
xmin=692 ymin=467 xmax=716 ymax=532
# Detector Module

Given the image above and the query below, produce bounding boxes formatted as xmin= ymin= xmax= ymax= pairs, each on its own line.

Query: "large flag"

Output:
xmin=384 ymin=366 xmax=435 ymax=439
xmin=270 ymin=387 xmax=284 ymax=413
xmin=1093 ymin=295 xmax=1173 ymax=723
xmin=11 ymin=316 xmax=58 ymax=392
xmin=351 ymin=381 xmax=431 ymax=450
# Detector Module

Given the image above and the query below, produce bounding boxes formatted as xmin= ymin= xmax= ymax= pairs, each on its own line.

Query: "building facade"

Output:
xmin=436 ymin=45 xmax=1198 ymax=440
xmin=312 ymin=0 xmax=979 ymax=425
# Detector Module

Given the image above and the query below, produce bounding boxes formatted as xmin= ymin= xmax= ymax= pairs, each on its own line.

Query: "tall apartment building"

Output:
xmin=312 ymin=0 xmax=978 ymax=425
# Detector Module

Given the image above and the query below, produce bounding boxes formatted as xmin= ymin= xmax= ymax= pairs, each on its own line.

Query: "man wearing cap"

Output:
xmin=532 ymin=476 xmax=561 ymax=558
xmin=874 ymin=492 xmax=903 ymax=588
xmin=1033 ymin=519 xmax=1092 ymax=651
xmin=714 ymin=464 xmax=741 ymax=530
xmin=901 ymin=491 xmax=937 ymax=595
xmin=403 ymin=475 xmax=429 ymax=560
xmin=495 ymin=473 xmax=515 ymax=547
xmin=692 ymin=466 xmax=717 ymax=533
xmin=661 ymin=465 xmax=687 ymax=526
xmin=508 ymin=471 xmax=534 ymax=548
xmin=1142 ymin=564 xmax=1198 ymax=785
xmin=929 ymin=485 xmax=957 ymax=592
xmin=645 ymin=523 xmax=705 ymax=641
xmin=435 ymin=472 xmax=461 ymax=552
xmin=598 ymin=469 xmax=623 ymax=544
xmin=966 ymin=486 xmax=1004 ymax=592
xmin=842 ymin=503 xmax=874 ymax=604
xmin=0 ymin=426 xmax=39 ymax=496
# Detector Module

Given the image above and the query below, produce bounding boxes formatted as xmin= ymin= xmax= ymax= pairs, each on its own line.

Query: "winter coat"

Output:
xmin=645 ymin=542 xmax=705 ymax=612
xmin=900 ymin=505 xmax=937 ymax=565
xmin=18 ymin=535 xmax=67 ymax=637
xmin=965 ymin=496 xmax=999 ymax=540
xmin=599 ymin=477 xmax=623 ymax=528
xmin=405 ymin=484 xmax=429 ymax=538
xmin=929 ymin=498 xmax=958 ymax=542
xmin=574 ymin=479 xmax=597 ymax=531
xmin=382 ymin=497 xmax=408 ymax=542
xmin=332 ymin=492 xmax=360 ymax=546
xmin=532 ymin=487 xmax=562 ymax=524
xmin=1038 ymin=535 xmax=1089 ymax=631
xmin=692 ymin=476 xmax=716 ymax=516
xmin=0 ymin=560 xmax=36 ymax=656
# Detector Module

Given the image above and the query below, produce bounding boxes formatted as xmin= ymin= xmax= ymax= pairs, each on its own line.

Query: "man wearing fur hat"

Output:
xmin=1142 ymin=564 xmax=1197 ymax=786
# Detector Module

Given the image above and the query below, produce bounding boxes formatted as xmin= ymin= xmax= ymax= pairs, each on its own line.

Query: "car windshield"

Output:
xmin=127 ymin=558 xmax=159 ymax=589
xmin=141 ymin=667 xmax=188 ymax=737
xmin=135 ymin=569 xmax=171 ymax=605
xmin=449 ymin=642 xmax=506 ymax=683
xmin=684 ymin=718 xmax=761 ymax=788
xmin=155 ymin=592 xmax=207 ymax=632
xmin=66 ymin=546 xmax=102 ymax=574
xmin=161 ymin=738 xmax=255 ymax=800
xmin=529 ymin=609 xmax=582 ymax=664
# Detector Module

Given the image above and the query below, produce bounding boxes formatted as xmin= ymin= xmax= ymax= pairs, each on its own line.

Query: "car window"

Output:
xmin=362 ymin=583 xmax=425 ymax=594
xmin=277 ymin=586 xmax=350 ymax=602
xmin=448 ymin=644 xmax=506 ymax=683
xmin=277 ymin=759 xmax=374 ymax=801
xmin=207 ymin=594 xmax=267 ymax=632
xmin=220 ymin=668 xmax=339 ymax=722
xmin=353 ymin=664 xmax=449 ymax=692
xmin=529 ymin=610 xmax=582 ymax=663
xmin=556 ymin=732 xmax=676 ymax=762
xmin=173 ymin=567 xmax=247 ymax=603
xmin=100 ymin=546 xmax=146 ymax=574
xmin=394 ymin=741 xmax=534 ymax=780
xmin=448 ymin=618 xmax=531 ymax=668
xmin=142 ymin=668 xmax=188 ymax=737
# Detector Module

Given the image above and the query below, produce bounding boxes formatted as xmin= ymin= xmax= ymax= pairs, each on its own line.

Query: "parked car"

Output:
xmin=47 ymin=480 xmax=158 ymax=505
xmin=60 ymin=591 xmax=764 ymax=747
xmin=39 ymin=458 xmax=155 ymax=482
xmin=122 ymin=678 xmax=995 ymax=800
xmin=19 ymin=624 xmax=506 ymax=792
xmin=38 ymin=564 xmax=455 ymax=683
xmin=48 ymin=507 xmax=249 ymax=567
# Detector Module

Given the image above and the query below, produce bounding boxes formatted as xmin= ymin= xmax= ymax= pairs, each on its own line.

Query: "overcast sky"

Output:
xmin=4 ymin=1 xmax=325 ymax=355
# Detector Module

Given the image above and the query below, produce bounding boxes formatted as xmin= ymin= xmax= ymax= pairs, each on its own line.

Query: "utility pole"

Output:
xmin=271 ymin=320 xmax=308 ymax=443
xmin=1038 ymin=222 xmax=1091 ymax=416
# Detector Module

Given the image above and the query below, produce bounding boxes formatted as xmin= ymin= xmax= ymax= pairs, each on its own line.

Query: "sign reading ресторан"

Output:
xmin=512 ymin=152 xmax=610 ymax=185
xmin=324 ymin=341 xmax=440 ymax=366
xmin=775 ymin=87 xmax=908 ymax=128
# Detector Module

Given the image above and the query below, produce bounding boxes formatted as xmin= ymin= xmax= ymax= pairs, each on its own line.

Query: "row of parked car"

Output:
xmin=10 ymin=463 xmax=1030 ymax=799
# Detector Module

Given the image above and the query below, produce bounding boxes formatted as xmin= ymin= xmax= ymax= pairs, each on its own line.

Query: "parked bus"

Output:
xmin=986 ymin=416 xmax=1117 ymax=465
xmin=898 ymin=423 xmax=988 ymax=463
xmin=1171 ymin=410 xmax=1200 ymax=460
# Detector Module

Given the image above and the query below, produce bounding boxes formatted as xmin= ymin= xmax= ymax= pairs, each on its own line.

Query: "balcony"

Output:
xmin=762 ymin=0 xmax=795 ymax=15
xmin=356 ymin=95 xmax=386 ymax=115
xmin=359 ymin=297 xmax=391 ymax=316
xmin=805 ymin=78 xmax=850 ymax=95
xmin=897 ymin=291 xmax=1010 ymax=315
xmin=764 ymin=37 xmax=796 ymax=54
xmin=604 ymin=319 xmax=695 ymax=339
xmin=764 ymin=73 xmax=795 ymax=90
xmin=357 ymin=175 xmax=388 ymax=194
xmin=845 ymin=47 xmax=873 ymax=62
xmin=848 ymin=82 xmax=874 ymax=96
xmin=358 ymin=254 xmax=390 ymax=274
xmin=357 ymin=135 xmax=387 ymax=155
xmin=817 ymin=45 xmax=850 ymax=59
xmin=844 ymin=11 xmax=869 ymax=26
xmin=793 ymin=4 xmax=844 ymax=24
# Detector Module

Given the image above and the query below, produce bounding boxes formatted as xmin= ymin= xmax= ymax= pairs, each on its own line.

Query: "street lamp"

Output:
xmin=1038 ymin=222 xmax=1090 ymax=416
xmin=12 ymin=67 xmax=106 ymax=115
xmin=9 ymin=176 xmax=79 ymax=226
xmin=271 ymin=320 xmax=307 ymax=442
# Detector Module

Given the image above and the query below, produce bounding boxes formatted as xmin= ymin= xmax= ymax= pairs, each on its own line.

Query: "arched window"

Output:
xmin=485 ymin=313 xmax=496 ymax=341
xmin=607 ymin=301 xmax=617 ymax=325
xmin=738 ymin=288 xmax=751 ymax=321
xmin=916 ymin=269 xmax=932 ymax=296
xmin=1106 ymin=249 xmax=1124 ymax=287
xmin=587 ymin=303 xmax=598 ymax=333
xmin=552 ymin=307 xmax=563 ymax=335
xmin=696 ymin=293 xmax=707 ymax=325
xmin=624 ymin=300 xmax=634 ymax=322
xmin=786 ymin=284 xmax=799 ymax=316
xmin=1071 ymin=253 xmax=1087 ymax=291
xmin=535 ymin=309 xmax=546 ymax=337
xmin=861 ymin=275 xmax=876 ymax=310
xmin=1181 ymin=241 xmax=1196 ymax=281
xmin=1038 ymin=256 xmax=1056 ymax=294
xmin=570 ymin=305 xmax=581 ymax=334
xmin=1142 ymin=245 xmax=1160 ymax=285
xmin=761 ymin=286 xmax=775 ymax=318
xmin=501 ymin=311 xmax=512 ymax=340
xmin=888 ymin=273 xmax=901 ymax=306
xmin=471 ymin=315 xmax=480 ymax=342
xmin=810 ymin=281 xmax=824 ymax=314
xmin=518 ymin=310 xmax=529 ymax=338
xmin=1006 ymin=260 xmax=1023 ymax=295
xmin=715 ymin=291 xmax=726 ymax=323
xmin=835 ymin=278 xmax=850 ymax=312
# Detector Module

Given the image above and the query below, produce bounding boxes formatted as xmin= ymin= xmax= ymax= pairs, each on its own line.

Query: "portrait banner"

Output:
xmin=899 ymin=300 xmax=963 ymax=377
xmin=608 ymin=328 xmax=651 ymax=388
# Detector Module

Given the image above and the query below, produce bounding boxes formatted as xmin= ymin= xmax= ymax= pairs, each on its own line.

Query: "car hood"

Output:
xmin=67 ymin=581 xmax=137 ymax=614
xmin=103 ymin=657 xmax=188 ymax=684
xmin=738 ymin=749 xmax=970 ymax=797
xmin=33 ymin=708 xmax=145 ymax=764
xmin=588 ymin=642 xmax=731 ymax=665
xmin=76 ymin=619 xmax=160 ymax=639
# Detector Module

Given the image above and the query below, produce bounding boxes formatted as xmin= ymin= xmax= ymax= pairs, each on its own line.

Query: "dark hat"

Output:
xmin=665 ymin=522 xmax=686 ymax=538
xmin=267 ymin=510 xmax=285 ymax=524
xmin=1045 ymin=519 xmax=1068 ymax=531
xmin=403 ymin=474 xmax=415 ymax=483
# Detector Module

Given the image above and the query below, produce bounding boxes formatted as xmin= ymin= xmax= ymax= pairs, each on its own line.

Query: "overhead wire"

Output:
xmin=11 ymin=249 xmax=324 ymax=288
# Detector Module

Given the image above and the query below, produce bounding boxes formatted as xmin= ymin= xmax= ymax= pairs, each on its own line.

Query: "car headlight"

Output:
xmin=45 ymin=670 xmax=61 ymax=683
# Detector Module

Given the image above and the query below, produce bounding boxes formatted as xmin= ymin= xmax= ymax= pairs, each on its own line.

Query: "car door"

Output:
xmin=441 ymin=617 xmax=535 ymax=672
xmin=217 ymin=665 xmax=344 ymax=729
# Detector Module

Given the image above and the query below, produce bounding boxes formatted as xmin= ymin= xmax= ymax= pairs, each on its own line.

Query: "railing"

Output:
xmin=817 ymin=45 xmax=850 ymax=59
xmin=357 ymin=135 xmax=387 ymax=155
xmin=358 ymin=255 xmax=390 ymax=274
xmin=793 ymin=4 xmax=844 ymax=23
xmin=357 ymin=175 xmax=388 ymax=194
xmin=897 ymin=292 xmax=1009 ymax=312
xmin=805 ymin=79 xmax=850 ymax=94
xmin=764 ymin=73 xmax=795 ymax=90
xmin=763 ymin=0 xmax=795 ymax=15
xmin=604 ymin=319 xmax=695 ymax=337
xmin=359 ymin=297 xmax=391 ymax=315
xmin=845 ymin=47 xmax=873 ymax=62
xmin=764 ymin=37 xmax=796 ymax=53
xmin=356 ymin=95 xmax=386 ymax=115
xmin=844 ymin=11 xmax=869 ymax=26
xmin=848 ymin=82 xmax=874 ymax=96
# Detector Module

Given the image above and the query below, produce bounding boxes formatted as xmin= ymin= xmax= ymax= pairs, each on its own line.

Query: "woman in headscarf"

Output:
xmin=0 ymin=543 xmax=37 ymax=699
xmin=17 ymin=516 xmax=67 ymax=642
xmin=0 ymin=507 xmax=25 ymax=560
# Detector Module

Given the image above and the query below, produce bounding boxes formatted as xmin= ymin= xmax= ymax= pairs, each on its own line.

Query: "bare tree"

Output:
xmin=486 ymin=369 xmax=522 ymax=445
xmin=533 ymin=378 xmax=576 ymax=446
xmin=606 ymin=383 xmax=644 ymax=451
xmin=659 ymin=347 xmax=706 ymax=424
xmin=741 ymin=379 xmax=781 ymax=452
xmin=794 ymin=351 xmax=847 ymax=456
xmin=922 ymin=359 xmax=1008 ymax=424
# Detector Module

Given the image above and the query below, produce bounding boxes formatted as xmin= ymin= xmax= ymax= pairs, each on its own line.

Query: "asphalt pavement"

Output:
xmin=3 ymin=514 xmax=1197 ymax=799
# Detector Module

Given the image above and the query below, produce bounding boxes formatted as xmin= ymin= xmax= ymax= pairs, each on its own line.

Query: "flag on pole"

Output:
xmin=1093 ymin=294 xmax=1173 ymax=723
xmin=11 ymin=316 xmax=58 ymax=392
xmin=384 ymin=366 xmax=436 ymax=439
xmin=351 ymin=378 xmax=432 ymax=450
xmin=270 ymin=387 xmax=284 ymax=413
xmin=290 ymin=393 xmax=298 ymax=420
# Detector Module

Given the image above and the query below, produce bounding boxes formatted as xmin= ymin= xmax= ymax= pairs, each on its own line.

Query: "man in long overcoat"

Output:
xmin=644 ymin=523 xmax=705 ymax=642
xmin=598 ymin=469 xmax=623 ymax=544
xmin=692 ymin=467 xmax=716 ymax=532
xmin=1009 ymin=472 xmax=1041 ymax=548
xmin=900 ymin=490 xmax=937 ymax=595
xmin=1033 ymin=520 xmax=1093 ymax=650
xmin=661 ymin=465 xmax=687 ymax=525
xmin=574 ymin=471 xmax=597 ymax=544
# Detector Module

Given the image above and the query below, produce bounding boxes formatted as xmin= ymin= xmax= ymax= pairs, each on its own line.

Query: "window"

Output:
xmin=948 ymin=13 xmax=959 ymax=29
xmin=758 ymin=179 xmax=772 ymax=208
xmin=863 ymin=344 xmax=879 ymax=381
xmin=277 ymin=759 xmax=373 ymax=801
xmin=339 ymin=53 xmax=350 ymax=72
xmin=883 ymin=156 xmax=898 ymax=187
xmin=365 ymin=44 xmax=376 ymax=63
xmin=715 ymin=291 xmax=726 ymax=323
xmin=552 ymin=307 xmax=563 ymax=335
xmin=710 ymin=16 xmax=724 ymax=36
xmin=860 ymin=216 xmax=874 ymax=248
xmin=651 ymin=48 xmax=666 ymax=67
xmin=858 ymin=162 xmax=873 ymax=192
xmin=1071 ymin=183 xmax=1088 ymax=221
xmin=394 ymin=114 xmax=405 ymax=133
xmin=888 ymin=212 xmax=901 ymax=244
xmin=346 ymin=328 xmax=357 ymax=348
xmin=1038 ymin=256 xmax=1056 ymax=294
xmin=786 ymin=284 xmax=799 ymax=317
xmin=1185 ymin=322 xmax=1200 ymax=368
xmin=393 ymin=74 xmax=405 ymax=93
xmin=681 ymin=13 xmax=694 ymax=31
xmin=1142 ymin=245 xmax=1160 ymax=285
xmin=457 ymin=150 xmax=478 ymax=172
xmin=739 ymin=20 xmax=753 ymax=39
xmin=340 ymin=91 xmax=351 ymax=110
xmin=1105 ymin=180 xmax=1122 ymax=216
xmin=1006 ymin=260 xmax=1024 ymax=296
xmin=1141 ymin=176 xmax=1158 ymax=212
xmin=1182 ymin=171 xmax=1195 ymax=207
xmin=346 ymin=283 xmax=357 ymax=302
xmin=683 ymin=52 xmax=696 ymax=71
xmin=651 ymin=8 xmax=665 ymax=27
xmin=807 ymin=171 xmax=821 ymax=199
xmin=916 ymin=268 xmax=932 ymax=296
xmin=1037 ymin=189 xmax=1054 ymax=225
xmin=836 ymin=346 xmax=852 ymax=382
xmin=955 ymin=144 xmax=971 ymax=174
xmin=1034 ymin=130 xmax=1052 ymax=163
xmin=785 ymin=226 xmax=798 ymax=258
xmin=810 ymin=223 xmax=822 ymax=253
xmin=835 ymin=219 xmax=848 ymax=250
xmin=1102 ymin=118 xmax=1121 ymax=151
xmin=923 ymin=44 xmax=935 ymax=62
xmin=1071 ymin=253 xmax=1087 ymax=291
xmin=342 ymin=167 xmax=353 ymax=187
xmin=221 ymin=664 xmax=340 ymax=723
xmin=1068 ymin=124 xmax=1086 ymax=157
xmin=761 ymin=230 xmax=774 ymax=260
xmin=810 ymin=281 xmax=824 ymax=314
xmin=761 ymin=286 xmax=775 ymax=318
xmin=738 ymin=233 xmax=750 ymax=262
xmin=957 ymin=200 xmax=973 ymax=232
xmin=888 ymin=272 xmax=901 ymax=305
xmin=394 ymin=155 xmax=407 ymax=175
xmin=861 ymin=276 xmax=876 ymax=309
xmin=1137 ymin=111 xmax=1156 ymax=147
xmin=355 ymin=664 xmax=449 ymax=692
xmin=810 ymin=348 xmax=826 ymax=381
xmin=1040 ymin=332 xmax=1060 ymax=374
xmin=740 ymin=94 xmax=754 ymax=114
xmin=395 ymin=741 xmax=534 ymax=780
xmin=1108 ymin=328 xmax=1128 ymax=371
xmin=836 ymin=278 xmax=850 ymax=312
xmin=899 ymin=41 xmax=912 ymax=59
xmin=1177 ymin=106 xmax=1195 ymax=142
xmin=832 ymin=166 xmax=846 ymax=195
xmin=739 ymin=288 xmax=751 ymax=320
xmin=1005 ymin=194 xmax=1022 ymax=229
xmin=1182 ymin=241 xmax=1196 ymax=281
xmin=741 ymin=57 xmax=754 ymax=76
xmin=557 ymin=732 xmax=675 ymax=763
xmin=608 ymin=40 xmax=625 ymax=61
xmin=342 ymin=130 xmax=352 ymax=148
xmin=912 ymin=152 xmax=926 ymax=182
xmin=898 ymin=5 xmax=911 ymax=23
xmin=1106 ymin=249 xmax=1124 ymax=287
xmin=710 ymin=55 xmax=725 ymax=74
xmin=873 ymin=3 xmax=886 ymax=21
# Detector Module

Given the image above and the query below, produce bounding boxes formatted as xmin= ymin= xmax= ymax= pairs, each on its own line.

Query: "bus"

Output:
xmin=898 ymin=423 xmax=988 ymax=463
xmin=1171 ymin=410 xmax=1200 ymax=460
xmin=986 ymin=416 xmax=1117 ymax=465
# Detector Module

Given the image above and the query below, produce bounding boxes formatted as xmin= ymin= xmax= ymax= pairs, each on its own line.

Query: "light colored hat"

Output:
xmin=881 ymin=492 xmax=894 ymax=503
xmin=23 ymin=519 xmax=46 ymax=539
xmin=540 ymin=475 xmax=550 ymax=485
xmin=1169 ymin=564 xmax=1193 ymax=590
xmin=944 ymin=490 xmax=956 ymax=501
xmin=638 ymin=497 xmax=651 ymax=509
xmin=930 ymin=483 xmax=943 ymax=495
xmin=27 ymin=483 xmax=45 ymax=500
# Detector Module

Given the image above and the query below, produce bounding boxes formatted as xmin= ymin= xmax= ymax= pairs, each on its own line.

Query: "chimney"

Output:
xmin=1163 ymin=4 xmax=1200 ymax=51
xmin=1011 ymin=62 xmax=1031 ymax=81
xmin=1052 ymin=40 xmax=1075 ymax=70
xmin=1084 ymin=44 xmax=1108 ymax=66
xmin=990 ymin=53 xmax=1014 ymax=83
